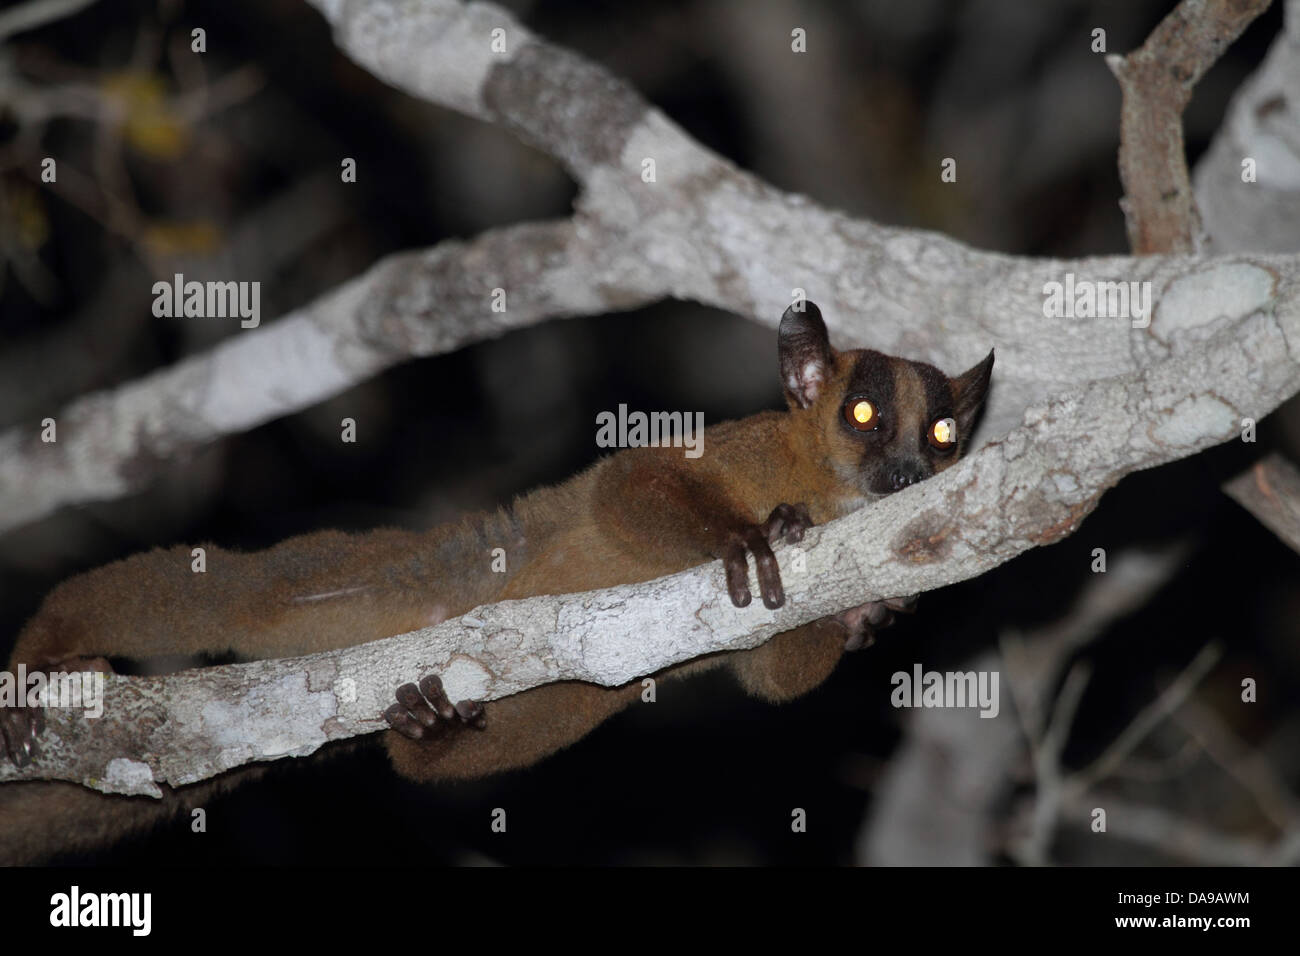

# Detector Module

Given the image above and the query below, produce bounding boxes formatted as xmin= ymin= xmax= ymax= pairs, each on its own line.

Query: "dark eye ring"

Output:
xmin=844 ymin=398 xmax=878 ymax=431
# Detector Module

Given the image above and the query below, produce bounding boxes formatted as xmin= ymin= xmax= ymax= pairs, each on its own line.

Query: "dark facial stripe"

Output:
xmin=912 ymin=361 xmax=955 ymax=423
xmin=845 ymin=350 xmax=896 ymax=429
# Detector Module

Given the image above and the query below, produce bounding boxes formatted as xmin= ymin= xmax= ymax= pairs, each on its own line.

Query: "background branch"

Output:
xmin=6 ymin=0 xmax=1300 ymax=532
xmin=1195 ymin=0 xmax=1300 ymax=252
xmin=1107 ymin=0 xmax=1273 ymax=253
xmin=858 ymin=546 xmax=1188 ymax=865
xmin=0 ymin=0 xmax=98 ymax=43
xmin=1224 ymin=452 xmax=1300 ymax=553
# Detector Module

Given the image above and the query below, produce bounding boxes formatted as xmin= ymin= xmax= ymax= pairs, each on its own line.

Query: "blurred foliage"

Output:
xmin=101 ymin=70 xmax=187 ymax=159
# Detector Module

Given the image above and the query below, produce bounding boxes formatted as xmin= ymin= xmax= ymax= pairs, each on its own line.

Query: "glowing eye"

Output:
xmin=929 ymin=417 xmax=957 ymax=448
xmin=844 ymin=398 xmax=877 ymax=430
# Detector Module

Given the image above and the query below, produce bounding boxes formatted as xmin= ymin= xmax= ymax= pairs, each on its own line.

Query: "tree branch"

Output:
xmin=1195 ymin=0 xmax=1300 ymax=252
xmin=0 ymin=218 xmax=661 ymax=534
xmin=1058 ymin=793 xmax=1290 ymax=866
xmin=1108 ymin=0 xmax=1273 ymax=253
xmin=6 ymin=0 xmax=1300 ymax=535
xmin=1224 ymin=452 xmax=1300 ymax=553
xmin=0 ymin=0 xmax=98 ymax=43
xmin=859 ymin=546 xmax=1190 ymax=865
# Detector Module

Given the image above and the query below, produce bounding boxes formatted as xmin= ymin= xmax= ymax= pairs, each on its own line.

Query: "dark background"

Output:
xmin=1 ymin=0 xmax=1297 ymax=864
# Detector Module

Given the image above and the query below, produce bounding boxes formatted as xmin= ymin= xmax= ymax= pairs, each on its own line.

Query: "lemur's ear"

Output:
xmin=778 ymin=302 xmax=835 ymax=409
xmin=950 ymin=349 xmax=995 ymax=438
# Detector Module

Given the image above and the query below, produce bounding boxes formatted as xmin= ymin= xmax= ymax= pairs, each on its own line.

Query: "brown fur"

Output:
xmin=2 ymin=302 xmax=992 ymax=861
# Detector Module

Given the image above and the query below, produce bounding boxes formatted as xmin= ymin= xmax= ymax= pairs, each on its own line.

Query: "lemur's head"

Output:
xmin=778 ymin=301 xmax=993 ymax=501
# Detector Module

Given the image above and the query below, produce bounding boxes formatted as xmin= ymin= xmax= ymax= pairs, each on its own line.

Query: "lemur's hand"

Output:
xmin=722 ymin=502 xmax=813 ymax=610
xmin=384 ymin=674 xmax=486 ymax=741
xmin=1 ymin=655 xmax=113 ymax=767
xmin=1 ymin=703 xmax=44 ymax=767
xmin=838 ymin=595 xmax=918 ymax=651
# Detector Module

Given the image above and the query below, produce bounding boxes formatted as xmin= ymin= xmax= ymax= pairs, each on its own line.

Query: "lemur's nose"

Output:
xmin=889 ymin=466 xmax=923 ymax=491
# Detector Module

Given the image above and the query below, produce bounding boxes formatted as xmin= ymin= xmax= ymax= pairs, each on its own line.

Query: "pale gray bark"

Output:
xmin=1196 ymin=0 xmax=1300 ymax=253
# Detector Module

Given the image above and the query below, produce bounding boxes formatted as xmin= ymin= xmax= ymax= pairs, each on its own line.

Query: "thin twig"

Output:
xmin=0 ymin=0 xmax=98 ymax=43
xmin=1071 ymin=642 xmax=1223 ymax=792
